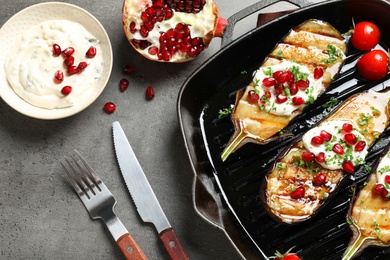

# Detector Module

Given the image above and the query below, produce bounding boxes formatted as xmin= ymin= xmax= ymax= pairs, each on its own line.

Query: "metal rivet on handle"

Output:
xmin=169 ymin=241 xmax=176 ymax=248
xmin=128 ymin=246 xmax=134 ymax=253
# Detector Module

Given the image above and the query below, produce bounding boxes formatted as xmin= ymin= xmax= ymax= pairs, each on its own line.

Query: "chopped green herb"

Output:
xmin=322 ymin=43 xmax=343 ymax=64
xmin=218 ymin=106 xmax=233 ymax=118
xmin=322 ymin=97 xmax=338 ymax=112
xmin=274 ymin=50 xmax=284 ymax=59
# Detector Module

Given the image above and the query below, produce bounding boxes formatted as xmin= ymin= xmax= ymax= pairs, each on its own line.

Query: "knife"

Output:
xmin=112 ymin=121 xmax=189 ymax=260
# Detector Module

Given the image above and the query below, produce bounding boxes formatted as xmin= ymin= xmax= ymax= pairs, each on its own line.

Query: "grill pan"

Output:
xmin=177 ymin=0 xmax=390 ymax=259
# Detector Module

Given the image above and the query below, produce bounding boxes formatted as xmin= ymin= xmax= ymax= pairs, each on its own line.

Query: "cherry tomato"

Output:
xmin=351 ymin=21 xmax=380 ymax=51
xmin=278 ymin=254 xmax=301 ymax=260
xmin=357 ymin=49 xmax=389 ymax=81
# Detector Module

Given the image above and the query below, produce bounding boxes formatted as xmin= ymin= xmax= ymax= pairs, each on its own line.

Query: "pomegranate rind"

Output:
xmin=122 ymin=0 xmax=222 ymax=62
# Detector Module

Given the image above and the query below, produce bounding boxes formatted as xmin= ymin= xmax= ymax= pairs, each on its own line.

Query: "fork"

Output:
xmin=61 ymin=150 xmax=147 ymax=260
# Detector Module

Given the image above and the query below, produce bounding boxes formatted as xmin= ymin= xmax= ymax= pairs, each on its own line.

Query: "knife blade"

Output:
xmin=112 ymin=121 xmax=189 ymax=260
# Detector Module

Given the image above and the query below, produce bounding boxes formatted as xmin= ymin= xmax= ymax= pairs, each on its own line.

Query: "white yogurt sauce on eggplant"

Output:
xmin=376 ymin=152 xmax=390 ymax=189
xmin=302 ymin=120 xmax=368 ymax=170
xmin=252 ymin=61 xmax=324 ymax=116
xmin=4 ymin=20 xmax=103 ymax=109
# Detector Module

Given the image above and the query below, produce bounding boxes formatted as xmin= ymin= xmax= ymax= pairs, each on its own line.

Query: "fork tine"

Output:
xmin=61 ymin=159 xmax=85 ymax=197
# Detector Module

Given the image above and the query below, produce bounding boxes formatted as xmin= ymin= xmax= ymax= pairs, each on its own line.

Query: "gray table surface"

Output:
xmin=0 ymin=0 xmax=323 ymax=259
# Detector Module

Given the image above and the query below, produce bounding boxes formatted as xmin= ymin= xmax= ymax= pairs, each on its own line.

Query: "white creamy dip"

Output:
xmin=4 ymin=20 xmax=103 ymax=109
xmin=252 ymin=60 xmax=324 ymax=116
xmin=302 ymin=120 xmax=368 ymax=170
xmin=376 ymin=152 xmax=390 ymax=190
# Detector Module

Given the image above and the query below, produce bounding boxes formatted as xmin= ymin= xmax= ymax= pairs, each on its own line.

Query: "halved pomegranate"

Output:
xmin=122 ymin=0 xmax=228 ymax=62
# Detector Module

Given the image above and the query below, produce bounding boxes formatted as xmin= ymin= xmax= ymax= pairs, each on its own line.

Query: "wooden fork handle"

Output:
xmin=117 ymin=233 xmax=148 ymax=260
xmin=160 ymin=228 xmax=189 ymax=260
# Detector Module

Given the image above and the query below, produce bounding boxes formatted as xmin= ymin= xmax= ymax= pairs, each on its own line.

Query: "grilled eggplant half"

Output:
xmin=342 ymin=142 xmax=390 ymax=260
xmin=260 ymin=89 xmax=390 ymax=224
xmin=221 ymin=19 xmax=347 ymax=161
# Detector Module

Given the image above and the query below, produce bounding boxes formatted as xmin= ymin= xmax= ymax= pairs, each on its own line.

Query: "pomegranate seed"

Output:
xmin=273 ymin=70 xmax=283 ymax=79
xmin=262 ymin=77 xmax=275 ymax=87
xmin=248 ymin=90 xmax=259 ymax=103
xmin=123 ymin=65 xmax=135 ymax=74
xmin=141 ymin=12 xmax=150 ymax=22
xmin=342 ymin=160 xmax=354 ymax=173
xmin=61 ymin=86 xmax=72 ymax=95
xmin=130 ymin=22 xmax=137 ymax=34
xmin=86 ymin=46 xmax=97 ymax=58
xmin=301 ymin=151 xmax=315 ymax=162
xmin=77 ymin=61 xmax=88 ymax=71
xmin=311 ymin=136 xmax=324 ymax=146
xmin=54 ymin=70 xmax=64 ymax=82
xmin=374 ymin=183 xmax=385 ymax=195
xmin=62 ymin=47 xmax=74 ymax=57
xmin=332 ymin=143 xmax=345 ymax=155
xmin=119 ymin=78 xmax=129 ymax=92
xmin=274 ymin=85 xmax=284 ymax=96
xmin=342 ymin=123 xmax=353 ymax=133
xmin=64 ymin=56 xmax=75 ymax=66
xmin=296 ymin=79 xmax=310 ymax=91
xmin=148 ymin=46 xmax=159 ymax=55
xmin=67 ymin=66 xmax=79 ymax=75
xmin=292 ymin=96 xmax=305 ymax=106
xmin=52 ymin=43 xmax=62 ymax=56
xmin=275 ymin=71 xmax=293 ymax=84
xmin=146 ymin=86 xmax=155 ymax=100
xmin=374 ymin=184 xmax=390 ymax=199
xmin=260 ymin=91 xmax=271 ymax=104
xmin=103 ymin=102 xmax=116 ymax=114
xmin=314 ymin=67 xmax=323 ymax=79
xmin=344 ymin=133 xmax=357 ymax=146
xmin=312 ymin=173 xmax=327 ymax=186
xmin=354 ymin=140 xmax=366 ymax=152
xmin=288 ymin=82 xmax=298 ymax=95
xmin=315 ymin=152 xmax=326 ymax=163
xmin=320 ymin=130 xmax=332 ymax=142
xmin=276 ymin=94 xmax=288 ymax=104
xmin=291 ymin=186 xmax=305 ymax=199
xmin=385 ymin=175 xmax=390 ymax=184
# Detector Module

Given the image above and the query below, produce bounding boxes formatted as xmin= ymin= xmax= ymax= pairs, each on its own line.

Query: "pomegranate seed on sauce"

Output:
xmin=354 ymin=140 xmax=366 ymax=152
xmin=342 ymin=160 xmax=354 ymax=173
xmin=385 ymin=175 xmax=390 ymax=184
xmin=301 ymin=151 xmax=315 ymax=162
xmin=146 ymin=86 xmax=155 ymax=100
xmin=262 ymin=77 xmax=275 ymax=87
xmin=344 ymin=133 xmax=357 ymax=146
xmin=119 ymin=78 xmax=129 ymax=92
xmin=54 ymin=70 xmax=64 ymax=82
xmin=52 ymin=44 xmax=62 ymax=56
xmin=332 ymin=143 xmax=345 ymax=155
xmin=314 ymin=67 xmax=323 ymax=79
xmin=292 ymin=96 xmax=304 ymax=106
xmin=86 ymin=46 xmax=97 ymax=58
xmin=103 ymin=102 xmax=116 ymax=114
xmin=342 ymin=123 xmax=353 ymax=133
xmin=311 ymin=136 xmax=324 ymax=146
xmin=276 ymin=94 xmax=288 ymax=104
xmin=62 ymin=47 xmax=75 ymax=57
xmin=320 ymin=130 xmax=332 ymax=142
xmin=289 ymin=82 xmax=298 ymax=95
xmin=247 ymin=90 xmax=259 ymax=103
xmin=67 ymin=66 xmax=79 ymax=75
xmin=315 ymin=152 xmax=326 ymax=163
xmin=296 ymin=79 xmax=309 ymax=91
xmin=61 ymin=86 xmax=72 ymax=95
xmin=77 ymin=61 xmax=88 ymax=71
xmin=64 ymin=56 xmax=75 ymax=66
xmin=291 ymin=186 xmax=305 ymax=199
xmin=312 ymin=173 xmax=327 ymax=186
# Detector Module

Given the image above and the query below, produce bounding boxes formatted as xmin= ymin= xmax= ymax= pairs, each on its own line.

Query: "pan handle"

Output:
xmin=220 ymin=0 xmax=315 ymax=48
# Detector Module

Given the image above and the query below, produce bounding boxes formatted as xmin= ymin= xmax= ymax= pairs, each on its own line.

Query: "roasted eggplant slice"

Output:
xmin=260 ymin=89 xmax=390 ymax=224
xmin=221 ymin=19 xmax=347 ymax=161
xmin=342 ymin=142 xmax=390 ymax=260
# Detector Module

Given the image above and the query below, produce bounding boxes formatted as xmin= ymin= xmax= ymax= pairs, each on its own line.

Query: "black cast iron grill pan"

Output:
xmin=178 ymin=0 xmax=390 ymax=259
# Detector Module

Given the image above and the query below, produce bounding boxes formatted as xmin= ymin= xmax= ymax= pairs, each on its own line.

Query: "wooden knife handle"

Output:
xmin=159 ymin=228 xmax=189 ymax=260
xmin=117 ymin=233 xmax=148 ymax=260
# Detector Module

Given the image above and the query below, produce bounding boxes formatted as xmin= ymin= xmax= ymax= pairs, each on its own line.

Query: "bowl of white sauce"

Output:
xmin=0 ymin=2 xmax=113 ymax=119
